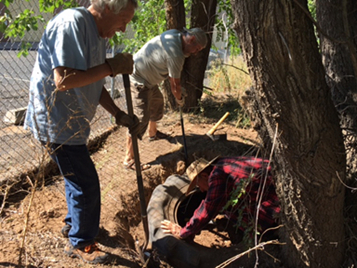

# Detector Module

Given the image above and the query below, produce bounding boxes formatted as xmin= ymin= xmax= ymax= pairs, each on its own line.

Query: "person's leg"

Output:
xmin=124 ymin=135 xmax=134 ymax=164
xmin=148 ymin=85 xmax=167 ymax=140
xmin=48 ymin=143 xmax=100 ymax=248
xmin=60 ymin=178 xmax=73 ymax=237
xmin=48 ymin=143 xmax=109 ymax=263
xmin=64 ymin=179 xmax=73 ymax=227
xmin=148 ymin=121 xmax=157 ymax=138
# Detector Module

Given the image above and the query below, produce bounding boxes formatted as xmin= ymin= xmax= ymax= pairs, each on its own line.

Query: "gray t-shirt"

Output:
xmin=24 ymin=7 xmax=106 ymax=145
xmin=130 ymin=29 xmax=185 ymax=88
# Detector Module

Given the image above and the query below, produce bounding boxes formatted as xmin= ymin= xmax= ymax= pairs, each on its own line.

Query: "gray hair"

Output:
xmin=91 ymin=0 xmax=138 ymax=14
xmin=183 ymin=27 xmax=208 ymax=48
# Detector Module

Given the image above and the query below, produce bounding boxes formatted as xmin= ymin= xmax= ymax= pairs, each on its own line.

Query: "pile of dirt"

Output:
xmin=0 ymin=94 xmax=264 ymax=268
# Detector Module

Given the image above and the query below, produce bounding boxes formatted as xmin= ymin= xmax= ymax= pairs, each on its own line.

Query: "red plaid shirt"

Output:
xmin=180 ymin=157 xmax=280 ymax=239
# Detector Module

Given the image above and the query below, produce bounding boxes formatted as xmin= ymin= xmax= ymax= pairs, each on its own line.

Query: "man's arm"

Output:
xmin=161 ymin=177 xmax=226 ymax=240
xmin=169 ymin=77 xmax=182 ymax=100
xmin=179 ymin=197 xmax=221 ymax=239
xmin=99 ymin=86 xmax=140 ymax=135
xmin=179 ymin=169 xmax=229 ymax=239
xmin=160 ymin=196 xmax=221 ymax=240
xmin=98 ymin=86 xmax=121 ymax=116
xmin=53 ymin=52 xmax=133 ymax=91
xmin=53 ymin=64 xmax=112 ymax=91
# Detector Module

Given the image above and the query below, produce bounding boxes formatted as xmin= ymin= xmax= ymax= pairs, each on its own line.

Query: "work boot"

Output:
xmin=61 ymin=224 xmax=71 ymax=238
xmin=64 ymin=242 xmax=109 ymax=264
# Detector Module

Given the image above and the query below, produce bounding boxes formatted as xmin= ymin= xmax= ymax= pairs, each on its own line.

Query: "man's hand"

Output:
xmin=114 ymin=111 xmax=142 ymax=139
xmin=160 ymin=220 xmax=182 ymax=239
xmin=105 ymin=53 xmax=133 ymax=77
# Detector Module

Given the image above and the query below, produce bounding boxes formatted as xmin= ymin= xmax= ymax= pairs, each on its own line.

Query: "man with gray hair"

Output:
xmin=24 ymin=0 xmax=139 ymax=264
xmin=124 ymin=27 xmax=208 ymax=170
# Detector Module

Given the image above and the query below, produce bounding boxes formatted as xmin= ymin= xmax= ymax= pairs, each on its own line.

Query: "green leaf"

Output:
xmin=1 ymin=0 xmax=14 ymax=8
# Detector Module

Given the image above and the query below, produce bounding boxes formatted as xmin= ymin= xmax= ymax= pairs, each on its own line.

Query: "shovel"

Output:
xmin=180 ymin=107 xmax=188 ymax=165
xmin=122 ymin=74 xmax=149 ymax=260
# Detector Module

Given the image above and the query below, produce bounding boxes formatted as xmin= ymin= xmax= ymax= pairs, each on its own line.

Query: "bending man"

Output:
xmin=124 ymin=27 xmax=208 ymax=170
xmin=161 ymin=156 xmax=280 ymax=243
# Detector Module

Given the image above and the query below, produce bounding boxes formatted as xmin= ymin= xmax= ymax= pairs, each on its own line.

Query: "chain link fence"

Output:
xmin=0 ymin=1 xmax=136 ymax=187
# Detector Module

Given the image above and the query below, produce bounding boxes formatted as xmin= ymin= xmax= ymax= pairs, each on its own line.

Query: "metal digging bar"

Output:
xmin=122 ymin=74 xmax=149 ymax=260
xmin=179 ymin=107 xmax=188 ymax=165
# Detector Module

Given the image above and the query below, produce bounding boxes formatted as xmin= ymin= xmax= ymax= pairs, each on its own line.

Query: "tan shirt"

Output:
xmin=130 ymin=29 xmax=185 ymax=88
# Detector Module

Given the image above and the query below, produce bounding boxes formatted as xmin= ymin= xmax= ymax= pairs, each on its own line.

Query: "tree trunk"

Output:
xmin=231 ymin=0 xmax=346 ymax=267
xmin=164 ymin=0 xmax=185 ymax=30
xmin=316 ymin=0 xmax=357 ymax=181
xmin=183 ymin=0 xmax=217 ymax=111
xmin=162 ymin=0 xmax=186 ymax=110
xmin=317 ymin=2 xmax=357 ymax=263
xmin=162 ymin=0 xmax=217 ymax=111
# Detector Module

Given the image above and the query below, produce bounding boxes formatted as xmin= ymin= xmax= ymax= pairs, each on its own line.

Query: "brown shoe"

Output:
xmin=64 ymin=242 xmax=109 ymax=264
xmin=148 ymin=130 xmax=170 ymax=141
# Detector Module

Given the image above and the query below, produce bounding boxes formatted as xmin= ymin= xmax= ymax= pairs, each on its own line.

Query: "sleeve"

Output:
xmin=167 ymin=56 xmax=185 ymax=79
xmin=160 ymin=31 xmax=185 ymax=79
xmin=48 ymin=20 xmax=87 ymax=71
xmin=180 ymin=169 xmax=228 ymax=239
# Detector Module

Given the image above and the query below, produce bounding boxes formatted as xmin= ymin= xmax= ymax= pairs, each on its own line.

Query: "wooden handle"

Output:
xmin=207 ymin=112 xmax=230 ymax=135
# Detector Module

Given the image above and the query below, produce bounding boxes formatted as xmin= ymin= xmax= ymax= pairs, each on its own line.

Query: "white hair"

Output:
xmin=91 ymin=0 xmax=138 ymax=14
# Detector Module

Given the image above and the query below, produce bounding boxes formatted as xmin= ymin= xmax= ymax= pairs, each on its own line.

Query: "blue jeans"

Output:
xmin=47 ymin=143 xmax=100 ymax=248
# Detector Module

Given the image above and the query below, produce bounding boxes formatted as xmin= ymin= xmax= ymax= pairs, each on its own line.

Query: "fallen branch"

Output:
xmin=215 ymin=240 xmax=285 ymax=268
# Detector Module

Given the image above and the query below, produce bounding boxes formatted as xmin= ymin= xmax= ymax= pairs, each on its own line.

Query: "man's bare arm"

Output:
xmin=53 ymin=63 xmax=112 ymax=91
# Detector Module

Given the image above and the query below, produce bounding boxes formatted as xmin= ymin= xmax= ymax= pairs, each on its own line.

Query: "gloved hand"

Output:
xmin=105 ymin=53 xmax=133 ymax=77
xmin=176 ymin=97 xmax=185 ymax=107
xmin=114 ymin=110 xmax=142 ymax=139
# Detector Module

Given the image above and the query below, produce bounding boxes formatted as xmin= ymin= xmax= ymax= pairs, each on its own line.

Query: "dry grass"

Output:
xmin=206 ymin=55 xmax=252 ymax=95
xmin=203 ymin=56 xmax=252 ymax=129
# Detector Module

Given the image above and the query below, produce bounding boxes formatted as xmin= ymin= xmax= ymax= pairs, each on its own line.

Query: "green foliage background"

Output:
xmin=0 ymin=0 xmax=244 ymax=56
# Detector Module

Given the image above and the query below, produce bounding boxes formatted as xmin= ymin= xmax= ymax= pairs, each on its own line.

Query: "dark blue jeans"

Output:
xmin=47 ymin=143 xmax=100 ymax=248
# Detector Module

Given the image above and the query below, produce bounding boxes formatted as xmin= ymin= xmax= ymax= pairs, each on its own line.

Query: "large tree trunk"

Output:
xmin=164 ymin=0 xmax=185 ymax=29
xmin=316 ymin=0 xmax=357 ymax=181
xmin=317 ymin=1 xmax=357 ymax=263
xmin=162 ymin=0 xmax=217 ymax=111
xmin=182 ymin=0 xmax=217 ymax=111
xmin=231 ymin=0 xmax=346 ymax=267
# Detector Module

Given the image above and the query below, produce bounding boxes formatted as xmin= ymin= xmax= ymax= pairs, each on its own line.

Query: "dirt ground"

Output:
xmin=0 ymin=94 xmax=265 ymax=268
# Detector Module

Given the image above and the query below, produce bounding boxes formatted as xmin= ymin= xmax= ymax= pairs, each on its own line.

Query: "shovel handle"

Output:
xmin=180 ymin=107 xmax=188 ymax=165
xmin=122 ymin=74 xmax=149 ymax=254
xmin=207 ymin=112 xmax=230 ymax=135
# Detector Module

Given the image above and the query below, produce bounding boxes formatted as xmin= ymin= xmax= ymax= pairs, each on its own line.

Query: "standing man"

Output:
xmin=123 ymin=28 xmax=208 ymax=170
xmin=24 ymin=0 xmax=139 ymax=264
xmin=161 ymin=156 xmax=280 ymax=243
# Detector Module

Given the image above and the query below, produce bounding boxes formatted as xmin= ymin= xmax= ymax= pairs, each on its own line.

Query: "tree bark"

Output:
xmin=164 ymin=0 xmax=185 ymax=30
xmin=316 ymin=0 xmax=357 ymax=181
xmin=182 ymin=0 xmax=217 ymax=111
xmin=231 ymin=0 xmax=346 ymax=267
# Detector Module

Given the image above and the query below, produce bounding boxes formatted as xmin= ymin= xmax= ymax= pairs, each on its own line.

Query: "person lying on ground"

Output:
xmin=123 ymin=27 xmax=208 ymax=171
xmin=161 ymin=156 xmax=281 ymax=243
xmin=24 ymin=0 xmax=139 ymax=264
